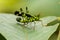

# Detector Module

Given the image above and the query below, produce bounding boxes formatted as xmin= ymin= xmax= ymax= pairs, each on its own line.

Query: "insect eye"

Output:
xmin=16 ymin=17 xmax=21 ymax=22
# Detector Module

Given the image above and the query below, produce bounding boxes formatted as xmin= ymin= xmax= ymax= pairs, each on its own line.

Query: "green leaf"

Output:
xmin=57 ymin=31 xmax=60 ymax=40
xmin=0 ymin=33 xmax=6 ymax=40
xmin=48 ymin=31 xmax=58 ymax=40
xmin=0 ymin=14 xmax=59 ymax=40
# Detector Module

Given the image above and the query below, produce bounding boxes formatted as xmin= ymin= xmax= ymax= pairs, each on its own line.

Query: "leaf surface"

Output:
xmin=0 ymin=14 xmax=59 ymax=40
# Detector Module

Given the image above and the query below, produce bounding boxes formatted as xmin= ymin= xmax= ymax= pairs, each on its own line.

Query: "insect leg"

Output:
xmin=33 ymin=21 xmax=36 ymax=30
xmin=39 ymin=20 xmax=44 ymax=27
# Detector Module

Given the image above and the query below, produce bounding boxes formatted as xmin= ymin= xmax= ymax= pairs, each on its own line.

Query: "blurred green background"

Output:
xmin=0 ymin=0 xmax=60 ymax=17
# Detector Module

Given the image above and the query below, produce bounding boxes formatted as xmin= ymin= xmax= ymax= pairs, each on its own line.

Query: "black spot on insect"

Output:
xmin=26 ymin=7 xmax=28 ymax=11
xmin=26 ymin=14 xmax=33 ymax=17
xmin=14 ymin=11 xmax=19 ymax=15
xmin=20 ymin=8 xmax=23 ymax=12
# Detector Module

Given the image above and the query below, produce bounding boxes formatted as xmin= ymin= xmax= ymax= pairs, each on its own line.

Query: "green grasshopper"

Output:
xmin=14 ymin=7 xmax=43 ymax=30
